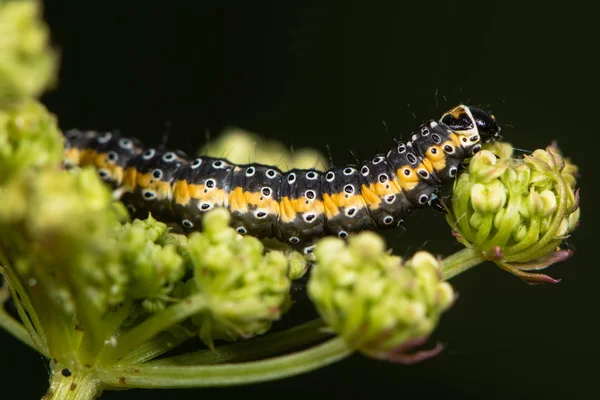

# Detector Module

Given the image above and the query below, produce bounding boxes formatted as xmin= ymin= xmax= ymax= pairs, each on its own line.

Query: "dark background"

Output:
xmin=1 ymin=1 xmax=597 ymax=398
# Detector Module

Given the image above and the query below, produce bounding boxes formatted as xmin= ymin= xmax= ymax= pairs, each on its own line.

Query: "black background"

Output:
xmin=1 ymin=1 xmax=597 ymax=399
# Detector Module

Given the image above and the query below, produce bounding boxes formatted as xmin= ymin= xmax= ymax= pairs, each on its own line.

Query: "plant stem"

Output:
xmin=0 ymin=273 xmax=38 ymax=350
xmin=98 ymin=336 xmax=351 ymax=388
xmin=147 ymin=318 xmax=330 ymax=366
xmin=42 ymin=365 xmax=103 ymax=400
xmin=1 ymin=265 xmax=49 ymax=357
xmin=117 ymin=330 xmax=193 ymax=365
xmin=441 ymin=248 xmax=486 ymax=280
xmin=0 ymin=306 xmax=38 ymax=352
xmin=99 ymin=294 xmax=208 ymax=365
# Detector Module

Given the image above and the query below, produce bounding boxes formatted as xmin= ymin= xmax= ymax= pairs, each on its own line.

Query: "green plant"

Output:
xmin=0 ymin=1 xmax=581 ymax=399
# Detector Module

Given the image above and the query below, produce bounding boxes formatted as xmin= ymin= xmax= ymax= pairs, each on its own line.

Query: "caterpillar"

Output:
xmin=63 ymin=105 xmax=501 ymax=254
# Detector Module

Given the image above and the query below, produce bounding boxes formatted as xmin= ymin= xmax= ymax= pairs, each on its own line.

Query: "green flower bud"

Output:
xmin=184 ymin=208 xmax=292 ymax=348
xmin=448 ymin=144 xmax=580 ymax=284
xmin=0 ymin=0 xmax=58 ymax=106
xmin=157 ymin=230 xmax=189 ymax=249
xmin=471 ymin=181 xmax=507 ymax=214
xmin=0 ymin=102 xmax=64 ymax=184
xmin=484 ymin=141 xmax=514 ymax=161
xmin=252 ymin=238 xmax=311 ymax=279
xmin=114 ymin=216 xmax=185 ymax=306
xmin=287 ymin=250 xmax=310 ymax=280
xmin=308 ymin=232 xmax=454 ymax=363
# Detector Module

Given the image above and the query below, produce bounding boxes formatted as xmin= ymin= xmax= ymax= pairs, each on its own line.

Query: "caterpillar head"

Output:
xmin=441 ymin=105 xmax=501 ymax=155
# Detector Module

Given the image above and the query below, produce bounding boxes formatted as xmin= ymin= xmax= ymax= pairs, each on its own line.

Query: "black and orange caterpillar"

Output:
xmin=63 ymin=105 xmax=501 ymax=253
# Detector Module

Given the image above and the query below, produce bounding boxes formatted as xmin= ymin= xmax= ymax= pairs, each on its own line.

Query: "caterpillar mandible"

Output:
xmin=63 ymin=105 xmax=501 ymax=253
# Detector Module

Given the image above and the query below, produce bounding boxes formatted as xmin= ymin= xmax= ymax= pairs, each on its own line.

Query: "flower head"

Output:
xmin=0 ymin=0 xmax=58 ymax=106
xmin=308 ymin=232 xmax=454 ymax=363
xmin=183 ymin=208 xmax=292 ymax=348
xmin=0 ymin=167 xmax=127 ymax=317
xmin=0 ymin=102 xmax=64 ymax=184
xmin=448 ymin=143 xmax=580 ymax=283
xmin=113 ymin=216 xmax=185 ymax=311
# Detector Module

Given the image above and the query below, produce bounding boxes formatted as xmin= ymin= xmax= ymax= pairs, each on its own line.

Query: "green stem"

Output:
xmin=117 ymin=329 xmax=193 ymax=365
xmin=99 ymin=294 xmax=208 ymax=365
xmin=147 ymin=318 xmax=330 ymax=366
xmin=0 ymin=306 xmax=38 ymax=352
xmin=98 ymin=336 xmax=351 ymax=388
xmin=1 ymin=265 xmax=49 ymax=357
xmin=441 ymin=247 xmax=486 ymax=280
xmin=0 ymin=256 xmax=47 ymax=341
xmin=42 ymin=365 xmax=104 ymax=400
xmin=0 ymin=275 xmax=33 ymax=348
xmin=77 ymin=300 xmax=136 ymax=365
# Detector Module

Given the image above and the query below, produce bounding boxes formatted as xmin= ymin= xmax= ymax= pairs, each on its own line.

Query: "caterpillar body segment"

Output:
xmin=63 ymin=105 xmax=501 ymax=253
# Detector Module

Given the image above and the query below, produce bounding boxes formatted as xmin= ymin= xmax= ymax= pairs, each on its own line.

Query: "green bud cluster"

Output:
xmin=308 ymin=232 xmax=454 ymax=362
xmin=112 ymin=216 xmax=185 ymax=311
xmin=0 ymin=168 xmax=127 ymax=317
xmin=448 ymin=143 xmax=580 ymax=282
xmin=182 ymin=208 xmax=292 ymax=348
xmin=0 ymin=0 xmax=58 ymax=106
xmin=0 ymin=165 xmax=192 ymax=365
xmin=0 ymin=102 xmax=64 ymax=184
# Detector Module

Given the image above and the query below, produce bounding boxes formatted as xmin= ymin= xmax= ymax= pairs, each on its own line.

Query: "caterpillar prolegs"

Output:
xmin=63 ymin=105 xmax=501 ymax=253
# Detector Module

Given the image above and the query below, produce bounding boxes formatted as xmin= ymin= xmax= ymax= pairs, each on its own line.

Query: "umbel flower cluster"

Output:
xmin=0 ymin=2 xmax=581 ymax=399
xmin=446 ymin=142 xmax=580 ymax=284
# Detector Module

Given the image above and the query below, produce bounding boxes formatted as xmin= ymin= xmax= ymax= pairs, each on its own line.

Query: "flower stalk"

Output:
xmin=98 ymin=337 xmax=351 ymax=389
xmin=440 ymin=248 xmax=486 ymax=280
xmin=43 ymin=363 xmax=104 ymax=400
xmin=0 ymin=268 xmax=39 ymax=352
